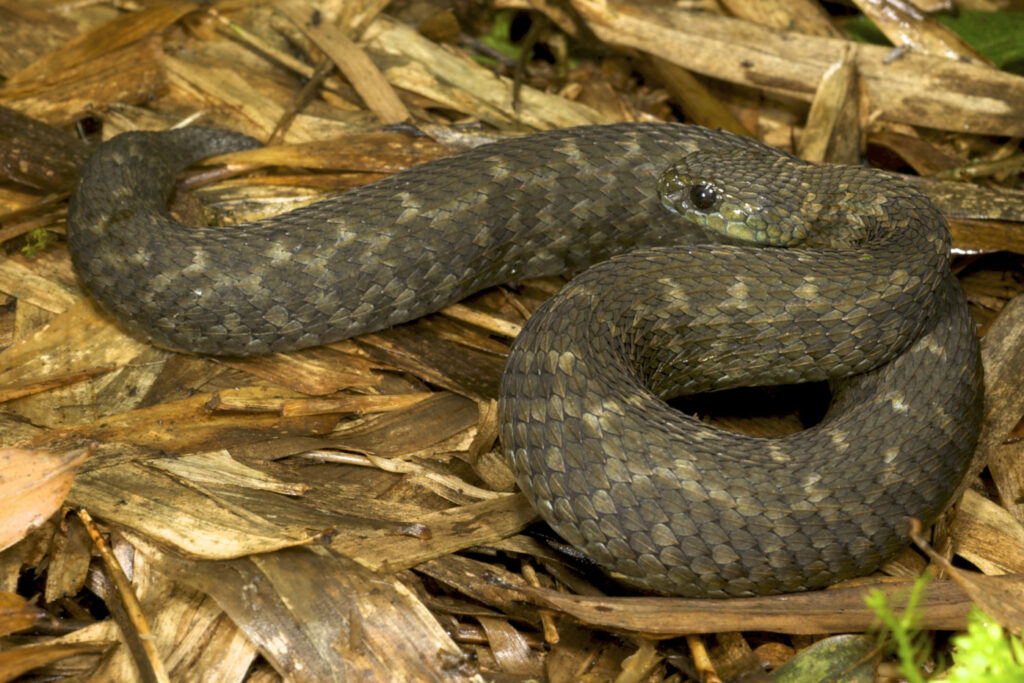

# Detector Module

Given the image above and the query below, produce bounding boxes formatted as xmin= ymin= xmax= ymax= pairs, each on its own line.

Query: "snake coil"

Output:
xmin=68 ymin=123 xmax=982 ymax=597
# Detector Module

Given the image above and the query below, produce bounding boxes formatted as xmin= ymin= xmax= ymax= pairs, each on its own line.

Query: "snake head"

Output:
xmin=658 ymin=149 xmax=811 ymax=247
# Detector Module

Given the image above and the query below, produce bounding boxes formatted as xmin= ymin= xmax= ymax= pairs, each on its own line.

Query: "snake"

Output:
xmin=67 ymin=122 xmax=983 ymax=598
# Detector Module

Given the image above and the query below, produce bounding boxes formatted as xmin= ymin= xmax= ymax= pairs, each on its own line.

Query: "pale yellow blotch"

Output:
xmin=395 ymin=191 xmax=422 ymax=222
xmin=182 ymin=260 xmax=208 ymax=275
xmin=477 ymin=156 xmax=514 ymax=181
xmin=128 ymin=247 xmax=151 ymax=266
xmin=553 ymin=141 xmax=583 ymax=161
xmin=619 ymin=138 xmax=643 ymax=156
xmin=557 ymin=351 xmax=576 ymax=375
xmin=765 ymin=444 xmax=791 ymax=463
xmin=263 ymin=243 xmax=292 ymax=265
xmin=801 ymin=473 xmax=822 ymax=488
xmin=727 ymin=280 xmax=749 ymax=300
xmin=793 ymin=281 xmax=819 ymax=301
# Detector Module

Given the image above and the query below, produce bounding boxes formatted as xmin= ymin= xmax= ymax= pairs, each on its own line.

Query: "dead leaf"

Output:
xmin=0 ymin=641 xmax=111 ymax=683
xmin=0 ymin=591 xmax=50 ymax=638
xmin=912 ymin=519 xmax=1024 ymax=635
xmin=0 ymin=447 xmax=89 ymax=552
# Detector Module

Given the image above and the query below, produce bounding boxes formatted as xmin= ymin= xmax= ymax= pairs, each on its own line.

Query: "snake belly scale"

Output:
xmin=67 ymin=123 xmax=982 ymax=597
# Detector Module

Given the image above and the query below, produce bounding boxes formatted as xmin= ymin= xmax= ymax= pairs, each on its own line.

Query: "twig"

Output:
xmin=77 ymin=508 xmax=170 ymax=683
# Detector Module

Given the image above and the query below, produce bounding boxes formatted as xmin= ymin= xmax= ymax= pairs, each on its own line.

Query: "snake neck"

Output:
xmin=794 ymin=165 xmax=951 ymax=258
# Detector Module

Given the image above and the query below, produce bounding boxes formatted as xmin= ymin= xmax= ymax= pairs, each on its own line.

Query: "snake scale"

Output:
xmin=67 ymin=123 xmax=982 ymax=597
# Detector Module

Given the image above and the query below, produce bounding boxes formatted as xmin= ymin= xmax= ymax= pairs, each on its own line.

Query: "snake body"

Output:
xmin=67 ymin=123 xmax=982 ymax=597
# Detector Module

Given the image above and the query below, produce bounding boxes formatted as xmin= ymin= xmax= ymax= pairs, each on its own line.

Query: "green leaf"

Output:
xmin=935 ymin=11 xmax=1024 ymax=71
xmin=478 ymin=10 xmax=522 ymax=62
xmin=843 ymin=11 xmax=1024 ymax=74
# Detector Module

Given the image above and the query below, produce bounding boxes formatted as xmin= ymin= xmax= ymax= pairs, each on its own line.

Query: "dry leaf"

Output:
xmin=0 ymin=591 xmax=50 ymax=638
xmin=913 ymin=519 xmax=1024 ymax=635
xmin=567 ymin=0 xmax=1024 ymax=135
xmin=156 ymin=546 xmax=472 ymax=682
xmin=0 ymin=3 xmax=1021 ymax=678
xmin=0 ymin=641 xmax=111 ymax=683
xmin=0 ymin=447 xmax=89 ymax=552
xmin=849 ymin=0 xmax=991 ymax=65
xmin=68 ymin=456 xmax=321 ymax=559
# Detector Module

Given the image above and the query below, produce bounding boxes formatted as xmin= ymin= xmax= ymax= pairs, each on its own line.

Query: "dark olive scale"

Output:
xmin=67 ymin=123 xmax=982 ymax=597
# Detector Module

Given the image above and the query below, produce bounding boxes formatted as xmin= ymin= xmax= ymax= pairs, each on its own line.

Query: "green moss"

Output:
xmin=947 ymin=607 xmax=1024 ymax=682
xmin=866 ymin=575 xmax=1024 ymax=681
xmin=20 ymin=228 xmax=57 ymax=258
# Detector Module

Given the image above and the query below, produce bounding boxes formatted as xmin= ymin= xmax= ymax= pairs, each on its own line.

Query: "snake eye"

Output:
xmin=689 ymin=183 xmax=720 ymax=211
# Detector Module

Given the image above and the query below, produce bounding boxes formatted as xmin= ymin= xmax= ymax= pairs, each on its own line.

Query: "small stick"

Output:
xmin=686 ymin=634 xmax=723 ymax=683
xmin=77 ymin=508 xmax=170 ymax=683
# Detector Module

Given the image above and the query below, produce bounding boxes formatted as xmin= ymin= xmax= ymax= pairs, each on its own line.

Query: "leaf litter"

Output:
xmin=0 ymin=1 xmax=1022 ymax=680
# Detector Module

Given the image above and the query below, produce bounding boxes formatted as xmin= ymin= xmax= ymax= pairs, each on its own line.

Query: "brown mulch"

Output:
xmin=0 ymin=1 xmax=1023 ymax=681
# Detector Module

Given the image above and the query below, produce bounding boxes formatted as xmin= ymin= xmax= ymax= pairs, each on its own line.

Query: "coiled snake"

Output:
xmin=67 ymin=123 xmax=982 ymax=597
